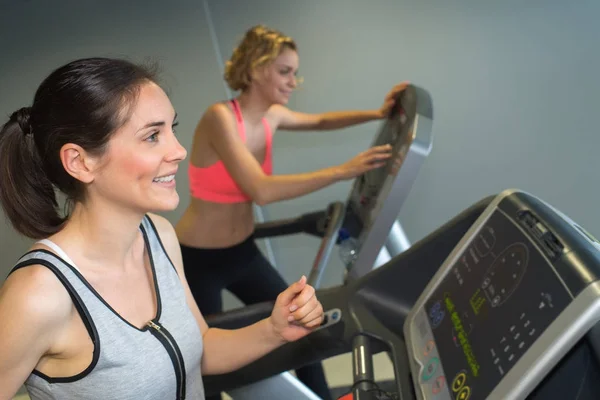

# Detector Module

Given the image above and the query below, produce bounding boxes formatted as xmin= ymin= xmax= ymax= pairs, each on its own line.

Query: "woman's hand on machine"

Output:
xmin=336 ymin=144 xmax=393 ymax=180
xmin=269 ymin=275 xmax=324 ymax=343
xmin=378 ymin=81 xmax=411 ymax=118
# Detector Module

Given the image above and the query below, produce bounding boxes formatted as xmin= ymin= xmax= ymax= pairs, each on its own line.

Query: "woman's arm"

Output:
xmin=201 ymin=275 xmax=320 ymax=375
xmin=0 ymin=266 xmax=71 ymax=400
xmin=150 ymin=214 xmax=323 ymax=376
xmin=202 ymin=103 xmax=391 ymax=205
xmin=270 ymin=81 xmax=410 ymax=131
xmin=271 ymin=106 xmax=383 ymax=131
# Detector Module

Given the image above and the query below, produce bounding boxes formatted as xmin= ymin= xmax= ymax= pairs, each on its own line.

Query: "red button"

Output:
xmin=432 ymin=375 xmax=446 ymax=395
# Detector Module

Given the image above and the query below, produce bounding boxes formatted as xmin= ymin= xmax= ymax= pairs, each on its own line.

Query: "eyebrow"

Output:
xmin=137 ymin=113 xmax=178 ymax=132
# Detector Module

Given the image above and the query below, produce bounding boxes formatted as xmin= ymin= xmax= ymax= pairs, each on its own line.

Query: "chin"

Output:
xmin=276 ymin=96 xmax=290 ymax=105
xmin=150 ymin=194 xmax=180 ymax=212
xmin=274 ymin=90 xmax=292 ymax=104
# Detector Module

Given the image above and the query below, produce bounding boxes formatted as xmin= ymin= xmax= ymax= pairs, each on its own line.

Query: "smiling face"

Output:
xmin=86 ymin=82 xmax=187 ymax=213
xmin=252 ymin=46 xmax=299 ymax=105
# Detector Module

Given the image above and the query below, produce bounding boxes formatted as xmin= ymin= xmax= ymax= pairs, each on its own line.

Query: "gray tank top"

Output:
xmin=11 ymin=215 xmax=205 ymax=400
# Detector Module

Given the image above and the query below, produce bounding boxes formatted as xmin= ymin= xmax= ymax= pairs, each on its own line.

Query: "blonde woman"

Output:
xmin=175 ymin=25 xmax=407 ymax=399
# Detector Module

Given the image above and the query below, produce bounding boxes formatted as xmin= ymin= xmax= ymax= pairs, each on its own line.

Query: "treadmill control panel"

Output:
xmin=408 ymin=211 xmax=573 ymax=399
xmin=343 ymin=86 xmax=419 ymax=242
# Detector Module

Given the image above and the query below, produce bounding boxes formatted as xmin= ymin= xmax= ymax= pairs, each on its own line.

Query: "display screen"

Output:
xmin=417 ymin=211 xmax=572 ymax=399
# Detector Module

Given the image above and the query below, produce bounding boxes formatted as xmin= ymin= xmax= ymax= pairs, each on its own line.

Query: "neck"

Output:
xmin=54 ymin=197 xmax=146 ymax=271
xmin=236 ymin=89 xmax=273 ymax=126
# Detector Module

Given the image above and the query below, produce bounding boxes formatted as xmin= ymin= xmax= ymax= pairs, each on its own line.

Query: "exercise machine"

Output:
xmin=206 ymin=188 xmax=600 ymax=399
xmin=401 ymin=189 xmax=600 ymax=400
xmin=204 ymin=84 xmax=435 ymax=398
xmin=252 ymin=83 xmax=434 ymax=286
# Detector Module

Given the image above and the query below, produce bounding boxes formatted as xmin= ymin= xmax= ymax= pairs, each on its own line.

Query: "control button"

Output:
xmin=524 ymin=320 xmax=531 ymax=328
xmin=432 ymin=375 xmax=446 ymax=395
xmin=504 ymin=345 xmax=511 ymax=353
xmin=509 ymin=325 xmax=516 ymax=332
xmin=541 ymin=292 xmax=554 ymax=308
xmin=469 ymin=248 xmax=480 ymax=264
xmin=519 ymin=341 xmax=525 ymax=349
xmin=421 ymin=357 xmax=439 ymax=382
xmin=520 ymin=312 xmax=526 ymax=320
xmin=490 ymin=348 xmax=496 ymax=357
xmin=514 ymin=333 xmax=520 ymax=340
xmin=482 ymin=277 xmax=491 ymax=289
xmin=331 ymin=311 xmax=339 ymax=321
xmin=493 ymin=357 xmax=500 ymax=365
xmin=430 ymin=301 xmax=441 ymax=314
xmin=498 ymin=366 xmax=505 ymax=375
xmin=424 ymin=340 xmax=435 ymax=356
xmin=431 ymin=312 xmax=445 ymax=328
xmin=457 ymin=386 xmax=471 ymax=400
xmin=452 ymin=372 xmax=467 ymax=392
xmin=508 ymin=354 xmax=515 ymax=362
xmin=492 ymin=295 xmax=501 ymax=306
xmin=429 ymin=301 xmax=445 ymax=328
xmin=529 ymin=328 xmax=536 ymax=336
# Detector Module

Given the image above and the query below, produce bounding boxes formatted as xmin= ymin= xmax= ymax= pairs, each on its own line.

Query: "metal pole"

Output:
xmin=373 ymin=247 xmax=391 ymax=269
xmin=385 ymin=220 xmax=411 ymax=257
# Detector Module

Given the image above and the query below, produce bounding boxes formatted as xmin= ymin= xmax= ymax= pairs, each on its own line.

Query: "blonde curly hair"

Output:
xmin=224 ymin=25 xmax=298 ymax=92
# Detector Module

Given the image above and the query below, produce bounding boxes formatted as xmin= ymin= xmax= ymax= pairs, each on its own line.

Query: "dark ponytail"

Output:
xmin=0 ymin=57 xmax=159 ymax=239
xmin=0 ymin=108 xmax=64 ymax=238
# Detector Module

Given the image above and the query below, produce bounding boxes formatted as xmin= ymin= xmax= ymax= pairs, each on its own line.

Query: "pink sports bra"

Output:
xmin=188 ymin=99 xmax=273 ymax=203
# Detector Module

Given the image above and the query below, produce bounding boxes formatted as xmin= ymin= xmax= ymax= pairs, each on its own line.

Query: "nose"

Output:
xmin=290 ymin=74 xmax=302 ymax=89
xmin=288 ymin=74 xmax=298 ymax=89
xmin=167 ymin=133 xmax=187 ymax=163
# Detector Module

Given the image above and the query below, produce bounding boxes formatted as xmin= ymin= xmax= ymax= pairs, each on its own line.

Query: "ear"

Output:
xmin=250 ymin=64 xmax=270 ymax=86
xmin=59 ymin=143 xmax=100 ymax=184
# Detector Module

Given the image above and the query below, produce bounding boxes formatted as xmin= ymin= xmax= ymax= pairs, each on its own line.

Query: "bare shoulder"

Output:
xmin=206 ymin=101 xmax=232 ymax=117
xmin=0 ymin=262 xmax=74 ymax=393
xmin=146 ymin=212 xmax=176 ymax=241
xmin=0 ymin=263 xmax=72 ymax=332
xmin=266 ymin=104 xmax=287 ymax=125
xmin=192 ymin=101 xmax=239 ymax=147
xmin=200 ymin=101 xmax=235 ymax=130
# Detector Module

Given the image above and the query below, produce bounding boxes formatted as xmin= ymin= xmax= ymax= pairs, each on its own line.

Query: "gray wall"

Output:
xmin=1 ymin=0 xmax=599 ymax=309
